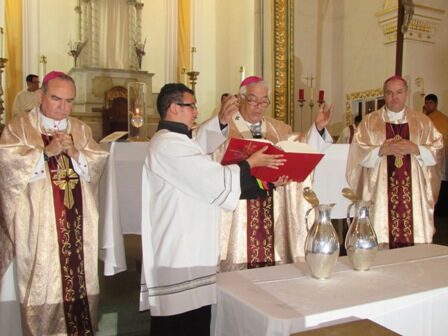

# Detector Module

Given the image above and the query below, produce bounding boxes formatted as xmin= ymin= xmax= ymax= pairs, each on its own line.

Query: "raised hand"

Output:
xmin=315 ymin=103 xmax=334 ymax=131
xmin=218 ymin=94 xmax=239 ymax=125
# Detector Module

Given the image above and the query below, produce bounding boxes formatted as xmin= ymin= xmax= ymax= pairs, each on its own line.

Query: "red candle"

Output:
xmin=318 ymin=90 xmax=325 ymax=101
xmin=298 ymin=89 xmax=304 ymax=100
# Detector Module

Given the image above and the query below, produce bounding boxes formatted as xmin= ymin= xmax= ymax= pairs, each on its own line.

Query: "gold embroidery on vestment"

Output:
xmin=389 ymin=171 xmax=412 ymax=243
xmin=52 ymin=156 xmax=79 ymax=209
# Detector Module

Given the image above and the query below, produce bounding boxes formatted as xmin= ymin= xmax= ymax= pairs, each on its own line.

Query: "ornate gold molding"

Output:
xmin=376 ymin=4 xmax=445 ymax=44
xmin=273 ymin=0 xmax=294 ymax=125
xmin=345 ymin=88 xmax=383 ymax=125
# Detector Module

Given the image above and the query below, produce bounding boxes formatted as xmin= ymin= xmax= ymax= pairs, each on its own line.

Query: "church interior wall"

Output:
xmin=139 ymin=0 xmax=166 ymax=93
xmin=215 ymin=0 xmax=256 ymax=100
xmin=38 ymin=0 xmax=77 ymax=76
xmin=295 ymin=0 xmax=447 ymax=136
xmin=3 ymin=0 xmax=447 ymax=135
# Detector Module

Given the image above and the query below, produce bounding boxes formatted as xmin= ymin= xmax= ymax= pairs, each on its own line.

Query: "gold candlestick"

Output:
xmin=40 ymin=55 xmax=47 ymax=77
xmin=187 ymin=71 xmax=200 ymax=93
xmin=0 ymin=57 xmax=8 ymax=130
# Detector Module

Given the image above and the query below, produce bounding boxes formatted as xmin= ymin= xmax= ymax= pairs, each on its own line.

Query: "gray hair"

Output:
xmin=239 ymin=80 xmax=270 ymax=96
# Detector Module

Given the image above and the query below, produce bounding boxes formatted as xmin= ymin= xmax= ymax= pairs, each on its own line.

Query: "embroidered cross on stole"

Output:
xmin=42 ymin=135 xmax=94 ymax=335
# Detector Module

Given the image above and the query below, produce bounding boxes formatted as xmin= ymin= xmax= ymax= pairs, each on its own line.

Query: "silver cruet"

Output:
xmin=304 ymin=203 xmax=340 ymax=279
xmin=345 ymin=199 xmax=378 ymax=271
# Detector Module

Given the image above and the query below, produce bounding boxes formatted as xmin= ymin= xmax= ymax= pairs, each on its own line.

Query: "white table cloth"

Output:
xmin=99 ymin=141 xmax=149 ymax=275
xmin=214 ymin=244 xmax=448 ymax=336
xmin=314 ymin=144 xmax=350 ymax=219
xmin=98 ymin=143 xmax=352 ymax=275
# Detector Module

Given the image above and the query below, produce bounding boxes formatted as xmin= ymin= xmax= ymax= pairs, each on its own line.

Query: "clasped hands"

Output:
xmin=379 ymin=138 xmax=419 ymax=157
xmin=44 ymin=132 xmax=80 ymax=160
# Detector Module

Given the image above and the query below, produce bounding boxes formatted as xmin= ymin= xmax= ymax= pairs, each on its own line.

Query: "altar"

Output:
xmin=98 ymin=142 xmax=351 ymax=275
xmin=69 ymin=67 xmax=159 ymax=141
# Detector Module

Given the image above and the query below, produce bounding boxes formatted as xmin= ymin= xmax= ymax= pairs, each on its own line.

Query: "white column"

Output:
xmin=23 ymin=0 xmax=40 ymax=77
xmin=135 ymin=2 xmax=143 ymax=45
xmin=76 ymin=0 xmax=82 ymax=41
xmin=91 ymin=0 xmax=99 ymax=67
xmin=165 ymin=0 xmax=178 ymax=82
xmin=128 ymin=0 xmax=137 ymax=69
xmin=79 ymin=0 xmax=91 ymax=67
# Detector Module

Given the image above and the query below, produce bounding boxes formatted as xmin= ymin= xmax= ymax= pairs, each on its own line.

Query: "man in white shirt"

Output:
xmin=337 ymin=114 xmax=362 ymax=144
xmin=12 ymin=73 xmax=41 ymax=116
xmin=346 ymin=75 xmax=443 ymax=248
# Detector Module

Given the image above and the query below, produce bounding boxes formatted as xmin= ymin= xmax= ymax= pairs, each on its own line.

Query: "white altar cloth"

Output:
xmin=99 ymin=141 xmax=149 ymax=275
xmin=313 ymin=144 xmax=350 ymax=219
xmin=98 ymin=143 xmax=352 ymax=275
xmin=214 ymin=244 xmax=448 ymax=336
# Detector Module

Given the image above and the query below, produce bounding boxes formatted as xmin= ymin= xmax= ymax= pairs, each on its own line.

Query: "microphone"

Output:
xmin=251 ymin=123 xmax=262 ymax=139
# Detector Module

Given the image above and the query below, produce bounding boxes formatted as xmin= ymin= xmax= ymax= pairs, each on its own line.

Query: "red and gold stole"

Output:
xmin=43 ymin=135 xmax=93 ymax=335
xmin=247 ymin=191 xmax=275 ymax=268
xmin=385 ymin=123 xmax=414 ymax=249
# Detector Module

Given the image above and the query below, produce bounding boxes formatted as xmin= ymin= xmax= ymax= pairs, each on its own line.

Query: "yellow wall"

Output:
xmin=10 ymin=0 xmax=447 ymax=127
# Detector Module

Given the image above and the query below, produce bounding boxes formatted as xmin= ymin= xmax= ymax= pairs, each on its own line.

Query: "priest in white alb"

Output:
xmin=139 ymin=83 xmax=285 ymax=335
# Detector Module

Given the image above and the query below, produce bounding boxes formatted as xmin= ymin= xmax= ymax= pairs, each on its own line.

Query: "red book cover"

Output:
xmin=221 ymin=138 xmax=324 ymax=183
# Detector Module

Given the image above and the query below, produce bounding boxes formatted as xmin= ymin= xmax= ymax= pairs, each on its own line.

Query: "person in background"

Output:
xmin=139 ymin=83 xmax=285 ymax=336
xmin=337 ymin=113 xmax=362 ymax=144
xmin=214 ymin=76 xmax=334 ymax=271
xmin=0 ymin=71 xmax=108 ymax=335
xmin=423 ymin=93 xmax=448 ymax=216
xmin=12 ymin=73 xmax=41 ymax=117
xmin=347 ymin=76 xmax=443 ymax=249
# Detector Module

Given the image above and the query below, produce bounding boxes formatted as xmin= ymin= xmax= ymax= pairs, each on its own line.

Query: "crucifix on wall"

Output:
xmin=395 ymin=0 xmax=414 ymax=75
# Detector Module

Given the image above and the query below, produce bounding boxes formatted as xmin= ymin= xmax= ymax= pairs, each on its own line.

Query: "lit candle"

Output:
xmin=135 ymin=108 xmax=140 ymax=115
xmin=318 ymin=90 xmax=325 ymax=102
xmin=298 ymin=89 xmax=304 ymax=100
xmin=190 ymin=47 xmax=196 ymax=71
xmin=309 ymin=73 xmax=314 ymax=101
xmin=240 ymin=66 xmax=245 ymax=82
xmin=182 ymin=67 xmax=187 ymax=85
xmin=0 ymin=27 xmax=4 ymax=58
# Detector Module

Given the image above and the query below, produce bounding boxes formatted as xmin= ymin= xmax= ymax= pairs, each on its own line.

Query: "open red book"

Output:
xmin=221 ymin=138 xmax=324 ymax=183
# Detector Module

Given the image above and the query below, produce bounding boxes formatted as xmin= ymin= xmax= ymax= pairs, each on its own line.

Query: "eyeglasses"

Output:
xmin=176 ymin=102 xmax=198 ymax=110
xmin=242 ymin=94 xmax=270 ymax=108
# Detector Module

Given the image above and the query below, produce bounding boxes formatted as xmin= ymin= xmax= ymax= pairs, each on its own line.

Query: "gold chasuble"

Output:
xmin=347 ymin=108 xmax=443 ymax=247
xmin=214 ymin=113 xmax=313 ymax=271
xmin=0 ymin=108 xmax=108 ymax=335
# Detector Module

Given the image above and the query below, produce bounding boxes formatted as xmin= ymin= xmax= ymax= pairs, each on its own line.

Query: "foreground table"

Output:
xmin=215 ymin=244 xmax=448 ymax=336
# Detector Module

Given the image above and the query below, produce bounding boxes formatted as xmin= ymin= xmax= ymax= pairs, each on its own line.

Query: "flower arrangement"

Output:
xmin=67 ymin=40 xmax=87 ymax=67
xmin=134 ymin=38 xmax=147 ymax=70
